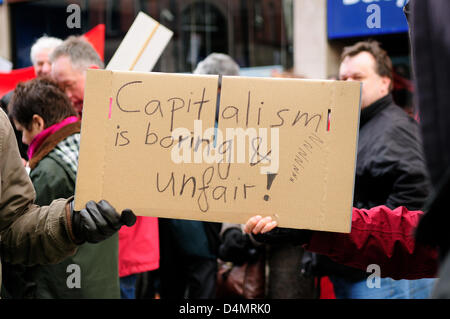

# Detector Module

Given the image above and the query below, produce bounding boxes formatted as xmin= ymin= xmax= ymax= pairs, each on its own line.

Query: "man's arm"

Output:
xmin=305 ymin=206 xmax=438 ymax=280
xmin=245 ymin=205 xmax=438 ymax=280
xmin=0 ymin=109 xmax=136 ymax=265
xmin=0 ymin=109 xmax=77 ymax=265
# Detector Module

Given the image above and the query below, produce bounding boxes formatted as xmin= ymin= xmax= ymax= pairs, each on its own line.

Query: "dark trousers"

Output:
xmin=158 ymin=219 xmax=217 ymax=299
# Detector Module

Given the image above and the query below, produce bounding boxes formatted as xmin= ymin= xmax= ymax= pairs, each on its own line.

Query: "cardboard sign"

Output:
xmin=74 ymin=69 xmax=361 ymax=233
xmin=106 ymin=12 xmax=173 ymax=72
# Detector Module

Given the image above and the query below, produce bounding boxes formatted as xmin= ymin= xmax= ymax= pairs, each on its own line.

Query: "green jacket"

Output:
xmin=23 ymin=121 xmax=120 ymax=299
xmin=0 ymin=109 xmax=77 ymax=296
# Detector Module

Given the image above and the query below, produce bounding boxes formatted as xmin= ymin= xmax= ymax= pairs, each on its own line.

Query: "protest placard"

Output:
xmin=74 ymin=69 xmax=361 ymax=232
xmin=106 ymin=11 xmax=173 ymax=72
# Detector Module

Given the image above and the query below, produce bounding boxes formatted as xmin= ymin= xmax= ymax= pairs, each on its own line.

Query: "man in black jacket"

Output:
xmin=318 ymin=40 xmax=435 ymax=299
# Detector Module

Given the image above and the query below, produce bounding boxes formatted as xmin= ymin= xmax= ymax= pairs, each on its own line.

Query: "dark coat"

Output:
xmin=408 ymin=0 xmax=450 ymax=253
xmin=354 ymin=94 xmax=430 ymax=211
xmin=408 ymin=0 xmax=450 ymax=298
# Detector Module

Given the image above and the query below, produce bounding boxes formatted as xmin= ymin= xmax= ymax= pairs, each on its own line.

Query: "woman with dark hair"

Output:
xmin=9 ymin=77 xmax=79 ymax=167
xmin=6 ymin=77 xmax=120 ymax=299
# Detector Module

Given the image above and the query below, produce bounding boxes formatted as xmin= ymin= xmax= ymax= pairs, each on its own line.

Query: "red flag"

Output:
xmin=83 ymin=24 xmax=105 ymax=61
xmin=0 ymin=24 xmax=105 ymax=99
xmin=0 ymin=66 xmax=36 ymax=99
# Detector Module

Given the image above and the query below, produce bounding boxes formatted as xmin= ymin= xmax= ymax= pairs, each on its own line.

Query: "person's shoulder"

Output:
xmin=377 ymin=111 xmax=424 ymax=158
xmin=382 ymin=103 xmax=416 ymax=123
xmin=31 ymin=155 xmax=65 ymax=178
xmin=380 ymin=103 xmax=419 ymax=133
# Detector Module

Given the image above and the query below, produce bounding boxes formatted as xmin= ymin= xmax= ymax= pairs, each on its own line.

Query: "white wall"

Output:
xmin=0 ymin=3 xmax=11 ymax=62
xmin=293 ymin=0 xmax=341 ymax=79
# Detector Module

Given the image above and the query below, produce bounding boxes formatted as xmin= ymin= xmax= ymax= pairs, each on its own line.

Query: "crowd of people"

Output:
xmin=0 ymin=0 xmax=449 ymax=299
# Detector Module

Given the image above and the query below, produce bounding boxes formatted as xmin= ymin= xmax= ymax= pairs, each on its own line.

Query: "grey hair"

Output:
xmin=193 ymin=53 xmax=240 ymax=76
xmin=50 ymin=36 xmax=104 ymax=70
xmin=30 ymin=36 xmax=63 ymax=66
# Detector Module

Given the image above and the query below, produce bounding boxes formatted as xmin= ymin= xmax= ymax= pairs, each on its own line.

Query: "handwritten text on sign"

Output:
xmin=75 ymin=70 xmax=360 ymax=232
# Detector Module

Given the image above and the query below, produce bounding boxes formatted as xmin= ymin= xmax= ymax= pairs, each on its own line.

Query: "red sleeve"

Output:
xmin=304 ymin=205 xmax=438 ymax=280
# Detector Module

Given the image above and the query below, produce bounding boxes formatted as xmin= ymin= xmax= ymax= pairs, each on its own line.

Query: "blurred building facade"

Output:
xmin=0 ymin=0 xmax=294 ymax=73
xmin=0 ymin=0 xmax=412 ymax=108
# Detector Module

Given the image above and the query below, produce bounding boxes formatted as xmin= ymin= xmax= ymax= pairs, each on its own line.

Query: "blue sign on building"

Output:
xmin=327 ymin=0 xmax=409 ymax=39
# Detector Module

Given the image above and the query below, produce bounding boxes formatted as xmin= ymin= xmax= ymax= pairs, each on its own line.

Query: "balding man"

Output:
xmin=50 ymin=36 xmax=104 ymax=118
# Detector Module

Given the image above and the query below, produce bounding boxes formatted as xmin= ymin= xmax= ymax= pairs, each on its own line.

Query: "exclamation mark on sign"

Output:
xmin=263 ymin=173 xmax=277 ymax=201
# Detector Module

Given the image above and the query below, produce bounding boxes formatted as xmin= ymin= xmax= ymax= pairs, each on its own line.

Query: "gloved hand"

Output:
xmin=218 ymin=228 xmax=260 ymax=265
xmin=68 ymin=199 xmax=137 ymax=244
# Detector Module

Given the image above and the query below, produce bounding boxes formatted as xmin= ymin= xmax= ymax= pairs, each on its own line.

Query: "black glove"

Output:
xmin=219 ymin=228 xmax=259 ymax=265
xmin=69 ymin=200 xmax=137 ymax=244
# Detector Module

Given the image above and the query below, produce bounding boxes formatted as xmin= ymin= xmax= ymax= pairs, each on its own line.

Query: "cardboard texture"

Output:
xmin=75 ymin=69 xmax=361 ymax=233
xmin=106 ymin=12 xmax=173 ymax=72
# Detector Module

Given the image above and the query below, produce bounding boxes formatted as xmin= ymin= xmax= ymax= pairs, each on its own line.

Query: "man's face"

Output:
xmin=51 ymin=55 xmax=86 ymax=117
xmin=34 ymin=48 xmax=54 ymax=77
xmin=339 ymin=51 xmax=391 ymax=109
